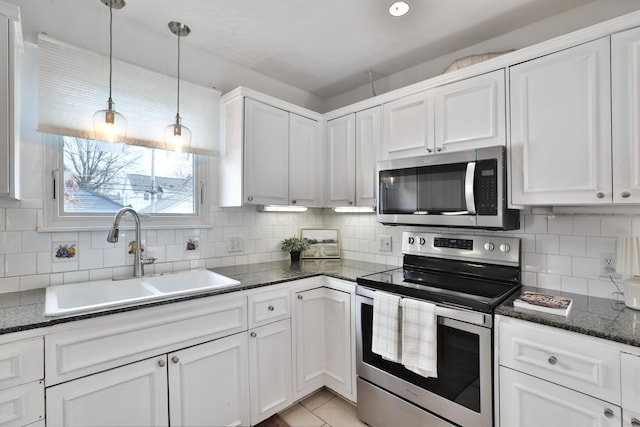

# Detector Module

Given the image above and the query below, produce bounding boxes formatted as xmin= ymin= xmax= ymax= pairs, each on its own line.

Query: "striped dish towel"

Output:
xmin=400 ymin=298 xmax=437 ymax=378
xmin=372 ymin=291 xmax=402 ymax=363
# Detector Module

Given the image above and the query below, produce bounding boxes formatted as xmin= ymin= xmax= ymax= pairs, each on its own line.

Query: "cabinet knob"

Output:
xmin=291 ymin=200 xmax=297 ymax=204
xmin=603 ymin=408 xmax=614 ymax=419
xmin=426 ymin=148 xmax=433 ymax=153
xmin=250 ymin=331 xmax=257 ymax=338
xmin=171 ymin=356 xmax=179 ymax=364
xmin=436 ymin=147 xmax=442 ymax=152
xmin=348 ymin=201 xmax=354 ymax=205
xmin=297 ymin=295 xmax=303 ymax=300
xmin=596 ymin=192 xmax=605 ymax=199
xmin=622 ymin=191 xmax=631 ymax=198
xmin=157 ymin=359 xmax=166 ymax=367
xmin=631 ymin=417 xmax=640 ymax=426
xmin=547 ymin=356 xmax=557 ymax=365
xmin=268 ymin=305 xmax=275 ymax=311
xmin=248 ymin=196 xmax=253 ymax=201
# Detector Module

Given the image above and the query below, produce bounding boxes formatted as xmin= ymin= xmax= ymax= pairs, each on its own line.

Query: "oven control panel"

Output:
xmin=402 ymin=231 xmax=520 ymax=266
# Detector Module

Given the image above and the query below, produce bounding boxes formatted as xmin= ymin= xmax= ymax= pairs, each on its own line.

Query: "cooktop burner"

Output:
xmin=357 ymin=232 xmax=522 ymax=313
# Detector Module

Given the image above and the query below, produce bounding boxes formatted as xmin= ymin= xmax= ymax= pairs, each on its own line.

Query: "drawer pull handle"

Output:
xmin=631 ymin=418 xmax=640 ymax=426
xmin=604 ymin=408 xmax=614 ymax=419
xmin=158 ymin=359 xmax=166 ymax=367
xmin=597 ymin=192 xmax=605 ymax=199
xmin=171 ymin=356 xmax=179 ymax=364
xmin=622 ymin=191 xmax=631 ymax=198
xmin=268 ymin=305 xmax=275 ymax=311
xmin=548 ymin=356 xmax=557 ymax=365
xmin=297 ymin=295 xmax=303 ymax=300
xmin=251 ymin=331 xmax=257 ymax=338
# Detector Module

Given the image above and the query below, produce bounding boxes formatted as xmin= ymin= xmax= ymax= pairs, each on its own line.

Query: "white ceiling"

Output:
xmin=9 ymin=0 xmax=603 ymax=99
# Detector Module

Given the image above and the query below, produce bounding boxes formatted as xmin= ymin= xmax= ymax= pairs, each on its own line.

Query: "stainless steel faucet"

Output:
xmin=106 ymin=207 xmax=156 ymax=277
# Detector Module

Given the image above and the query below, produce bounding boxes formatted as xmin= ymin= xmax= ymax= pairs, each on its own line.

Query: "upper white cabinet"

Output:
xmin=220 ymin=88 xmax=323 ymax=207
xmin=381 ymin=90 xmax=434 ymax=159
xmin=325 ymin=106 xmax=380 ymax=207
xmin=0 ymin=2 xmax=20 ymax=200
xmin=433 ymin=69 xmax=505 ymax=152
xmin=612 ymin=26 xmax=640 ymax=204
xmin=381 ymin=70 xmax=505 ymax=160
xmin=509 ymin=37 xmax=612 ymax=205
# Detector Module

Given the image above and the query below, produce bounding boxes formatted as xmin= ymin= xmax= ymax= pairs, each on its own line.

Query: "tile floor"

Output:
xmin=279 ymin=388 xmax=367 ymax=427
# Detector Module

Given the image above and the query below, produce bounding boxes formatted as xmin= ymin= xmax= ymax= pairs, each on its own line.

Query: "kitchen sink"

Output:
xmin=45 ymin=269 xmax=241 ymax=317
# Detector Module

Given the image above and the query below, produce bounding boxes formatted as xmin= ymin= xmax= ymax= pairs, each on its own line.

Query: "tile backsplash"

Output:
xmin=0 ymin=199 xmax=635 ymax=302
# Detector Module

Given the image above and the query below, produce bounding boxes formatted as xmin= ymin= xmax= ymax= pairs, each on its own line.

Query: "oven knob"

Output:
xmin=499 ymin=243 xmax=511 ymax=253
xmin=483 ymin=242 xmax=495 ymax=252
xmin=408 ymin=237 xmax=415 ymax=244
xmin=419 ymin=237 xmax=426 ymax=245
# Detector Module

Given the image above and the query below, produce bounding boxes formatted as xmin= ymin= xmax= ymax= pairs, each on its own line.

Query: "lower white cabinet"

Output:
xmin=294 ymin=281 xmax=354 ymax=401
xmin=168 ymin=332 xmax=249 ymax=427
xmin=0 ymin=380 xmax=44 ymax=427
xmin=248 ymin=319 xmax=293 ymax=424
xmin=499 ymin=367 xmax=621 ymax=427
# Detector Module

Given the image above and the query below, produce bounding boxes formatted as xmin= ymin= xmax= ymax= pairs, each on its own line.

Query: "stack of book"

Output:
xmin=513 ymin=292 xmax=573 ymax=316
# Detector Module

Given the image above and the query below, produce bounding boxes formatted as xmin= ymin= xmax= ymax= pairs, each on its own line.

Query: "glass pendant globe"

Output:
xmin=164 ymin=121 xmax=192 ymax=155
xmin=93 ymin=100 xmax=127 ymax=143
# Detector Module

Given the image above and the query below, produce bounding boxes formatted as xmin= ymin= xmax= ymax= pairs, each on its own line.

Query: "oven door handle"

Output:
xmin=465 ymin=161 xmax=476 ymax=214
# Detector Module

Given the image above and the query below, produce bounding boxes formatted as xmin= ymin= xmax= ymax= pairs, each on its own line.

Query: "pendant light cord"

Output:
xmin=176 ymin=30 xmax=181 ymax=117
xmin=108 ymin=0 xmax=113 ymax=102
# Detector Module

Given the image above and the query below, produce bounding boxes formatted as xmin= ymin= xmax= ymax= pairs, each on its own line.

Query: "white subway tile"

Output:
xmin=52 ymin=261 xmax=79 ymax=273
xmin=51 ymin=232 xmax=79 ymax=242
xmin=588 ymin=279 xmax=620 ymax=299
xmin=572 ymin=216 xmax=601 ymax=236
xmin=586 ymin=237 xmax=616 ymax=258
xmin=49 ymin=273 xmax=64 ymax=286
xmin=537 ymin=273 xmax=562 ymax=291
xmin=535 ymin=235 xmax=559 ymax=254
xmin=89 ymin=268 xmax=113 ymax=281
xmin=571 ymin=257 xmax=600 ymax=279
xmin=561 ymin=276 xmax=588 ymax=294
xmin=523 ymin=252 xmax=546 ymax=272
xmin=79 ymin=248 xmax=104 ymax=270
xmin=22 ymin=231 xmax=51 ymax=253
xmin=559 ymin=235 xmax=586 ymax=256
xmin=19 ymin=274 xmax=49 ymax=290
xmin=37 ymin=253 xmax=52 ymax=274
xmin=0 ymin=277 xmax=19 ymax=293
xmin=103 ymin=247 xmax=126 ymax=268
xmin=524 ymin=215 xmax=547 ymax=234
xmin=547 ymin=215 xmax=572 ymax=235
xmin=157 ymin=230 xmax=177 ymax=245
xmin=5 ymin=208 xmax=37 ymax=231
xmin=546 ymin=255 xmax=572 ymax=275
xmin=520 ymin=271 xmax=537 ymax=287
xmin=0 ymin=232 xmax=22 ymax=254
xmin=601 ymin=216 xmax=632 ymax=237
xmin=5 ymin=253 xmax=37 ymax=276
xmin=63 ymin=270 xmax=90 ymax=285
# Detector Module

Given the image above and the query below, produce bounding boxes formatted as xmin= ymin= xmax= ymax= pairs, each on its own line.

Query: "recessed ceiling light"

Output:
xmin=389 ymin=1 xmax=409 ymax=17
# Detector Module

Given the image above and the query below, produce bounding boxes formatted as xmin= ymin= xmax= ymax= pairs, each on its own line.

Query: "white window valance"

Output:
xmin=37 ymin=34 xmax=220 ymax=156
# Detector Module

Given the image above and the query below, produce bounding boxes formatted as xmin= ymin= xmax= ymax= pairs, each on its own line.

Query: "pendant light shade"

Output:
xmin=93 ymin=0 xmax=127 ymax=143
xmin=165 ymin=21 xmax=192 ymax=155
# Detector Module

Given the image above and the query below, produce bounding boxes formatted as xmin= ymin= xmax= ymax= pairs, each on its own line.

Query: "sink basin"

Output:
xmin=45 ymin=269 xmax=241 ymax=317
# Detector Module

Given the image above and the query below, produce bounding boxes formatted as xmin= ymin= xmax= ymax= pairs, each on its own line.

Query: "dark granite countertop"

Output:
xmin=0 ymin=259 xmax=388 ymax=335
xmin=496 ymin=286 xmax=640 ymax=348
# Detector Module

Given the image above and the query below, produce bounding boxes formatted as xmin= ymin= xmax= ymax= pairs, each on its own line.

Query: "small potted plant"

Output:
xmin=280 ymin=236 xmax=309 ymax=263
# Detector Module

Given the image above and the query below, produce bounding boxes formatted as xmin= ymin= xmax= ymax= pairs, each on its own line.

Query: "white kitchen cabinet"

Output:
xmin=433 ymin=69 xmax=505 ymax=152
xmin=168 ymin=332 xmax=249 ymax=427
xmin=248 ymin=319 xmax=293 ymax=424
xmin=621 ymin=352 xmax=640 ymax=426
xmin=47 ymin=356 xmax=169 ymax=427
xmin=612 ymin=26 xmax=640 ymax=204
xmin=220 ymin=88 xmax=323 ymax=207
xmin=499 ymin=367 xmax=621 ymax=427
xmin=0 ymin=3 xmax=20 ymax=200
xmin=509 ymin=37 xmax=612 ymax=205
xmin=294 ymin=280 xmax=354 ymax=402
xmin=325 ymin=106 xmax=380 ymax=207
xmin=381 ymin=90 xmax=434 ymax=160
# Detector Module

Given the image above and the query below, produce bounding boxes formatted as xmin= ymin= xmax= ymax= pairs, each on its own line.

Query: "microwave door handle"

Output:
xmin=465 ymin=162 xmax=477 ymax=214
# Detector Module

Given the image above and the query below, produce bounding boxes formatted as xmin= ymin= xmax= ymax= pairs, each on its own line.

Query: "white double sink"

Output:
xmin=45 ymin=269 xmax=241 ymax=317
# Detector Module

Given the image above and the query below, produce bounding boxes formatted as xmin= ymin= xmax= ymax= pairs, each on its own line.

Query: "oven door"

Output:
xmin=356 ymin=289 xmax=493 ymax=427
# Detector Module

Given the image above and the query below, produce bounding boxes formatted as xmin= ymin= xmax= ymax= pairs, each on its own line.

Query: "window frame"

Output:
xmin=41 ymin=134 xmax=211 ymax=231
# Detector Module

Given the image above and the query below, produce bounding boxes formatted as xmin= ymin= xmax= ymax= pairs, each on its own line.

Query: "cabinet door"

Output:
xmin=381 ymin=90 xmax=434 ymax=160
xmin=325 ymin=114 xmax=356 ymax=206
xmin=0 ymin=381 xmax=44 ymax=427
xmin=510 ymin=37 xmax=612 ymax=205
xmin=434 ymin=70 xmax=505 ymax=152
xmin=0 ymin=16 xmax=10 ymax=196
xmin=621 ymin=352 xmax=640 ymax=413
xmin=612 ymin=26 xmax=640 ymax=204
xmin=289 ymin=113 xmax=323 ymax=207
xmin=355 ymin=106 xmax=381 ymax=207
xmin=46 ymin=357 xmax=169 ymax=427
xmin=500 ymin=367 xmax=621 ymax=427
xmin=244 ymin=98 xmax=290 ymax=205
xmin=249 ymin=319 xmax=292 ymax=425
xmin=294 ymin=287 xmax=352 ymax=400
xmin=168 ymin=333 xmax=249 ymax=427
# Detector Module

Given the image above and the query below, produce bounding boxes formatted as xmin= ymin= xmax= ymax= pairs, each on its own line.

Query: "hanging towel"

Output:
xmin=372 ymin=291 xmax=402 ymax=363
xmin=400 ymin=298 xmax=438 ymax=378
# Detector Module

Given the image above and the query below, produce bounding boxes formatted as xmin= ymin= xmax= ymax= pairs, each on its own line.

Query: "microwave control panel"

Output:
xmin=476 ymin=159 xmax=498 ymax=215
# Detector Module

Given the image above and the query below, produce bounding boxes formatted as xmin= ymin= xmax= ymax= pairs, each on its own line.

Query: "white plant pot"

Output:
xmin=623 ymin=276 xmax=640 ymax=310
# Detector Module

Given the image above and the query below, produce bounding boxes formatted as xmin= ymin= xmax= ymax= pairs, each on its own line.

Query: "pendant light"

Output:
xmin=165 ymin=21 xmax=192 ymax=155
xmin=93 ymin=0 xmax=127 ymax=143
xmin=388 ymin=1 xmax=410 ymax=17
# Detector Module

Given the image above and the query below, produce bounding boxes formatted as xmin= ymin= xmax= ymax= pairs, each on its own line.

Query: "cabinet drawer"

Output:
xmin=0 ymin=381 xmax=44 ymax=427
xmin=499 ymin=319 xmax=620 ymax=404
xmin=248 ymin=288 xmax=290 ymax=328
xmin=622 ymin=352 xmax=640 ymax=412
xmin=46 ymin=294 xmax=247 ymax=386
xmin=0 ymin=338 xmax=43 ymax=391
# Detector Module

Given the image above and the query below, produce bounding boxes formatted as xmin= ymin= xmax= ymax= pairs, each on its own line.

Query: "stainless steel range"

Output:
xmin=355 ymin=231 xmax=521 ymax=427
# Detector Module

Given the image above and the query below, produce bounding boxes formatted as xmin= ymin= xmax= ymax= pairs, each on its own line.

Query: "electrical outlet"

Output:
xmin=600 ymin=253 xmax=619 ymax=278
xmin=228 ymin=237 xmax=243 ymax=253
xmin=379 ymin=235 xmax=392 ymax=252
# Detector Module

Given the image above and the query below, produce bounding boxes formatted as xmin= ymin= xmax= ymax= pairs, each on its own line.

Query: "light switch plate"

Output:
xmin=228 ymin=237 xmax=243 ymax=253
xmin=379 ymin=236 xmax=392 ymax=252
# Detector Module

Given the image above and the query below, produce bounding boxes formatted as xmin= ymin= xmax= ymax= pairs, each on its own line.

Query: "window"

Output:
xmin=43 ymin=134 xmax=210 ymax=231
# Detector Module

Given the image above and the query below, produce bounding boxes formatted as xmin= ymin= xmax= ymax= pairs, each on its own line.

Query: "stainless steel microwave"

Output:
xmin=376 ymin=146 xmax=520 ymax=230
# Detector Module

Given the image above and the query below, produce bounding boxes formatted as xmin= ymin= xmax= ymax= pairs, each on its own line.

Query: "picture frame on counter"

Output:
xmin=300 ymin=228 xmax=340 ymax=259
